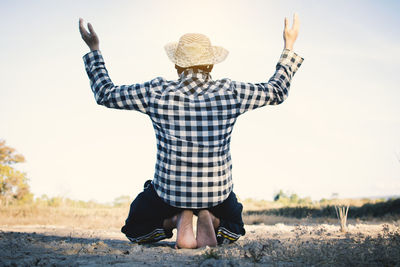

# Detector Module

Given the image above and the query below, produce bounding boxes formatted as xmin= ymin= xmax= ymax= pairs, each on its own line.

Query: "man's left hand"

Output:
xmin=283 ymin=13 xmax=300 ymax=51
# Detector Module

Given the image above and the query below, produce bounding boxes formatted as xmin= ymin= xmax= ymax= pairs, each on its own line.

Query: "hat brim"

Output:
xmin=164 ymin=42 xmax=179 ymax=64
xmin=164 ymin=42 xmax=229 ymax=68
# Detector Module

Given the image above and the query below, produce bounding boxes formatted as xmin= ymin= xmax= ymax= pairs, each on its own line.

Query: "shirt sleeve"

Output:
xmin=83 ymin=50 xmax=150 ymax=114
xmin=232 ymin=49 xmax=304 ymax=114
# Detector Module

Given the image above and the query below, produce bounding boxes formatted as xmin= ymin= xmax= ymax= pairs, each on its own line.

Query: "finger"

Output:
xmin=79 ymin=18 xmax=85 ymax=32
xmin=292 ymin=13 xmax=300 ymax=30
xmin=88 ymin=23 xmax=97 ymax=36
xmin=79 ymin=18 xmax=89 ymax=37
xmin=284 ymin=17 xmax=288 ymax=30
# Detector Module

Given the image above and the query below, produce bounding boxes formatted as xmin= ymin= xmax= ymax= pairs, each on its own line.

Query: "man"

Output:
xmin=79 ymin=14 xmax=303 ymax=249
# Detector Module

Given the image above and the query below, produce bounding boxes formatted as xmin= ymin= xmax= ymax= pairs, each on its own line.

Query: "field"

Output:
xmin=1 ymin=200 xmax=400 ymax=266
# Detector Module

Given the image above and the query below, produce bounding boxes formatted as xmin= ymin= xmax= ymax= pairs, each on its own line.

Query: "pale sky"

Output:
xmin=1 ymin=0 xmax=399 ymax=203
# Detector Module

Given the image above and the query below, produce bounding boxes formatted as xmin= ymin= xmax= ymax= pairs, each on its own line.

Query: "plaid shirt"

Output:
xmin=83 ymin=49 xmax=303 ymax=208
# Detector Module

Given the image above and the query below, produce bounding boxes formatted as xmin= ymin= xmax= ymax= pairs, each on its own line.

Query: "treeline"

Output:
xmin=244 ymin=198 xmax=400 ymax=219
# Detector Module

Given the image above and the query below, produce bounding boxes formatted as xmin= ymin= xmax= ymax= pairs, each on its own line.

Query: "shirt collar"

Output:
xmin=177 ymin=69 xmax=213 ymax=96
xmin=178 ymin=68 xmax=212 ymax=82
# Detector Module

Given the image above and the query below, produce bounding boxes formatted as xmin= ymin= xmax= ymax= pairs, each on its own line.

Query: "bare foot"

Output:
xmin=196 ymin=210 xmax=219 ymax=248
xmin=209 ymin=211 xmax=220 ymax=230
xmin=175 ymin=210 xmax=197 ymax=249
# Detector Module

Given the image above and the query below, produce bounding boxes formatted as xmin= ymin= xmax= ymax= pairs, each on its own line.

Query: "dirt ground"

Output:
xmin=1 ymin=221 xmax=400 ymax=267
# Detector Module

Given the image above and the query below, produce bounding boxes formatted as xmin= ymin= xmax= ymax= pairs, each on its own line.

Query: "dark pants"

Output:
xmin=121 ymin=181 xmax=245 ymax=245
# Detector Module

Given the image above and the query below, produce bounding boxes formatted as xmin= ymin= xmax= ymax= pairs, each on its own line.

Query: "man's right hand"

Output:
xmin=79 ymin=18 xmax=100 ymax=51
xmin=283 ymin=13 xmax=300 ymax=51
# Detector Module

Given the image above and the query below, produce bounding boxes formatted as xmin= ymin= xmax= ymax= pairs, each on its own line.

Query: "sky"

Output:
xmin=1 ymin=0 xmax=399 ymax=203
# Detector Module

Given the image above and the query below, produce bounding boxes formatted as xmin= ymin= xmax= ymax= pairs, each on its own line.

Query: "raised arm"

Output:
xmin=79 ymin=18 xmax=151 ymax=114
xmin=233 ymin=14 xmax=303 ymax=114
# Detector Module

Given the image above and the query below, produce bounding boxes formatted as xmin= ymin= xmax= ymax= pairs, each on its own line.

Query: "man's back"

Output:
xmin=150 ymin=69 xmax=238 ymax=209
xmin=83 ymin=49 xmax=302 ymax=208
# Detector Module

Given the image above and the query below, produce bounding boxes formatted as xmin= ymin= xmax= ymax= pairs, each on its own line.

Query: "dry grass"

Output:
xmin=1 ymin=204 xmax=310 ymax=229
xmin=1 ymin=197 xmax=397 ymax=230
xmin=0 ymin=204 xmax=127 ymax=230
xmin=243 ymin=213 xmax=340 ymax=225
xmin=241 ymin=197 xmax=387 ymax=211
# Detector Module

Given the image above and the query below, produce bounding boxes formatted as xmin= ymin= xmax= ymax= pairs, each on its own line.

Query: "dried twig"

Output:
xmin=335 ymin=205 xmax=350 ymax=232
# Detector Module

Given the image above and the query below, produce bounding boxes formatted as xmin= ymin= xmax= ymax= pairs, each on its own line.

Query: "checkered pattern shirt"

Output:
xmin=83 ymin=49 xmax=303 ymax=208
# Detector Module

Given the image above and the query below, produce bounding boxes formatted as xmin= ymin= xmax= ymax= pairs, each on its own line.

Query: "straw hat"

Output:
xmin=164 ymin=33 xmax=229 ymax=68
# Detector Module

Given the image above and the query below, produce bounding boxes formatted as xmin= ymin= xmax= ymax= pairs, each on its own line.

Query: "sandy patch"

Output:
xmin=1 ymin=223 xmax=399 ymax=266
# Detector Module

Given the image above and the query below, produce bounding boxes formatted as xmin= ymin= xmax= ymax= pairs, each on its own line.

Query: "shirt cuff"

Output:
xmin=83 ymin=50 xmax=104 ymax=70
xmin=278 ymin=49 xmax=304 ymax=73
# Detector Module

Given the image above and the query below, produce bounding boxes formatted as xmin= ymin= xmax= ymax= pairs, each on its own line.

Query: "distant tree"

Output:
xmin=0 ymin=140 xmax=32 ymax=205
xmin=290 ymin=193 xmax=299 ymax=203
xmin=274 ymin=189 xmax=312 ymax=205
xmin=274 ymin=189 xmax=288 ymax=202
xmin=298 ymin=196 xmax=312 ymax=204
